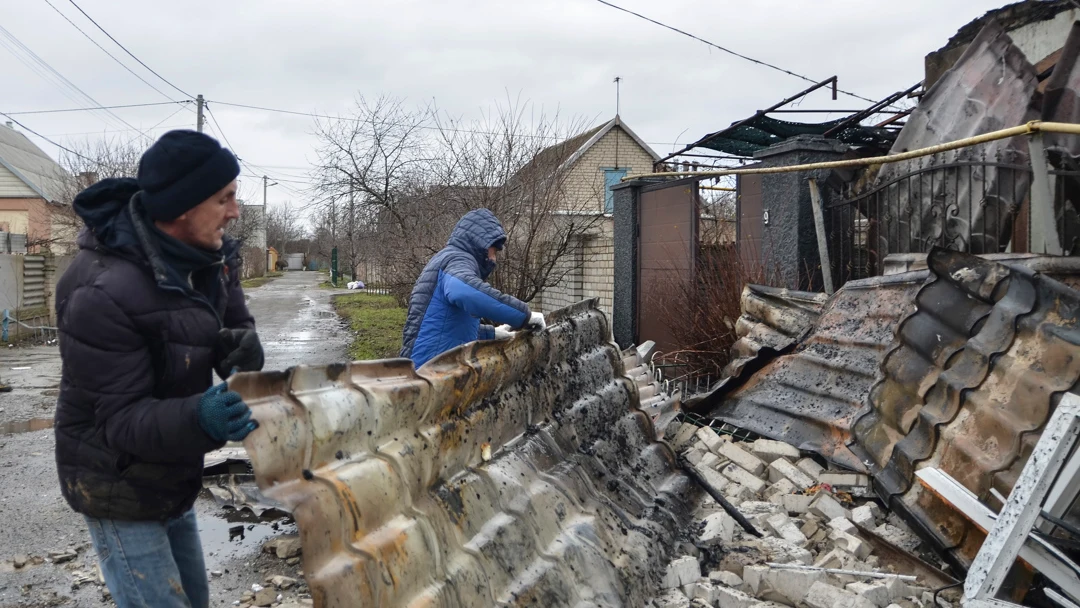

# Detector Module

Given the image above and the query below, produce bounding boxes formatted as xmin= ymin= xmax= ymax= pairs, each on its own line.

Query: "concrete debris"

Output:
xmin=796 ymin=458 xmax=825 ymax=481
xmin=828 ymin=517 xmax=858 ymax=535
xmin=686 ymin=447 xmax=706 ymax=466
xmin=751 ymin=439 xmax=801 ymax=464
xmin=873 ymin=524 xmax=921 ymax=553
xmin=271 ymin=575 xmax=298 ymax=590
xmin=721 ymin=463 xmax=767 ymax=495
xmin=701 ymin=452 xmax=723 ymax=470
xmin=851 ymin=505 xmax=877 ymax=528
xmin=47 ymin=550 xmax=77 ymax=564
xmin=805 ymin=581 xmax=877 ymax=608
xmin=763 ymin=478 xmax=797 ymax=502
xmin=12 ymin=555 xmax=27 ymax=569
xmin=713 ymin=584 xmax=757 ymax=608
xmin=710 ymin=571 xmax=743 ymax=587
xmin=847 ymin=582 xmax=891 ymax=608
xmin=663 ymin=556 xmax=702 ymax=589
xmin=264 ymin=536 xmax=302 ymax=560
xmin=718 ymin=441 xmax=768 ymax=476
xmin=700 ymin=511 xmax=738 ymax=546
xmin=780 ymin=493 xmax=815 ymax=515
xmin=655 ymin=434 xmax=946 ymax=607
xmin=653 ymin=589 xmax=691 ymax=608
xmin=672 ymin=423 xmax=701 ymax=451
xmin=696 ymin=426 xmax=726 ymax=454
xmin=809 ymin=493 xmax=850 ymax=521
xmin=758 ymin=537 xmax=813 ymax=565
xmin=723 ymin=483 xmax=755 ymax=506
xmin=253 ymin=586 xmax=279 ymax=607
xmin=765 ymin=513 xmax=809 ymax=546
xmin=819 ymin=472 xmax=871 ymax=491
xmin=695 ymin=462 xmax=732 ymax=494
xmin=767 ymin=459 xmax=815 ymax=490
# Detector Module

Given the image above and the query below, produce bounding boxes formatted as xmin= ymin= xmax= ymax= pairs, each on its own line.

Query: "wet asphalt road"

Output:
xmin=0 ymin=270 xmax=350 ymax=607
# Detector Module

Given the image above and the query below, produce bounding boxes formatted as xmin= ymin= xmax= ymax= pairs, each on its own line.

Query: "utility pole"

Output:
xmin=263 ymin=175 xmax=276 ymax=206
xmin=196 ymin=94 xmax=205 ymax=133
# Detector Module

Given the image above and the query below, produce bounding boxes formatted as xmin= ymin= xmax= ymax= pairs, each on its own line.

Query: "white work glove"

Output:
xmin=527 ymin=312 xmax=547 ymax=331
xmin=494 ymin=325 xmax=515 ymax=339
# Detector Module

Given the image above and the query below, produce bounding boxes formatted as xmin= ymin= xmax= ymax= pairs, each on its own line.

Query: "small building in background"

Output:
xmin=0 ymin=122 xmax=72 ymax=253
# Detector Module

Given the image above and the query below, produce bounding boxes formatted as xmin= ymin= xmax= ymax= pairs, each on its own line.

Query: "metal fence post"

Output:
xmin=1028 ymin=133 xmax=1063 ymax=255
xmin=808 ymin=179 xmax=835 ymax=294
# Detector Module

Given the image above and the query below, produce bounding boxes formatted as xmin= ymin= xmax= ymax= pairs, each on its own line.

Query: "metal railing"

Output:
xmin=823 ymin=145 xmax=1080 ymax=285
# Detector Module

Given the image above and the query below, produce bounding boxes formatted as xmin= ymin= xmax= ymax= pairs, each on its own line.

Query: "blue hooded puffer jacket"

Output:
xmin=400 ymin=209 xmax=531 ymax=367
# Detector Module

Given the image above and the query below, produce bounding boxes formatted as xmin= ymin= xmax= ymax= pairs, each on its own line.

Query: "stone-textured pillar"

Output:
xmin=612 ymin=180 xmax=640 ymax=349
xmin=752 ymin=135 xmax=849 ymax=291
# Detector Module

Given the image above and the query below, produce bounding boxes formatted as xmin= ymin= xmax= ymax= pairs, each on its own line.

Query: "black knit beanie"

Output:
xmin=137 ymin=130 xmax=240 ymax=221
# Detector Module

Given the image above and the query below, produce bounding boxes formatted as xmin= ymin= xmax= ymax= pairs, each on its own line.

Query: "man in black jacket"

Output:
xmin=54 ymin=130 xmax=265 ymax=608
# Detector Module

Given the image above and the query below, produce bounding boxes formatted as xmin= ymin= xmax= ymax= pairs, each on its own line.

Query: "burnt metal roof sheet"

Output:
xmin=693 ymin=271 xmax=925 ymax=471
xmin=232 ymin=300 xmax=693 ymax=607
xmin=695 ymin=250 xmax=1080 ymax=569
xmin=850 ymin=249 xmax=1080 ymax=566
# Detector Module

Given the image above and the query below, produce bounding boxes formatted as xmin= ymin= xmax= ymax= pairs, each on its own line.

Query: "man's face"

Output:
xmin=487 ymin=246 xmax=499 ymax=262
xmin=159 ymin=181 xmax=239 ymax=250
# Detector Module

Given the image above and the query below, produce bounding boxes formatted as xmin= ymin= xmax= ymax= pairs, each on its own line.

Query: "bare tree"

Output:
xmin=311 ymin=94 xmax=606 ymax=305
xmin=266 ymin=201 xmax=304 ymax=258
xmin=39 ymin=136 xmax=145 ymax=253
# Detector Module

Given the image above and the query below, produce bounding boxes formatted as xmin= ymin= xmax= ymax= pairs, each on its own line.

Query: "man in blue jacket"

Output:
xmin=400 ymin=208 xmax=544 ymax=367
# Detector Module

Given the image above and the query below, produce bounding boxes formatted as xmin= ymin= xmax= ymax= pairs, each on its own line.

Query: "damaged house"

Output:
xmin=219 ymin=2 xmax=1080 ymax=608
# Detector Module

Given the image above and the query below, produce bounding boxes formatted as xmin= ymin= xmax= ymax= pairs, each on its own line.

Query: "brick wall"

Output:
xmin=536 ymin=125 xmax=654 ymax=323
xmin=559 ymin=127 xmax=658 ymax=214
xmin=537 ymin=218 xmax=615 ymax=321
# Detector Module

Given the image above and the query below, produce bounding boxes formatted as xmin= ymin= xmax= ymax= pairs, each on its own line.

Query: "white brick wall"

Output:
xmin=558 ymin=127 xmax=657 ymax=214
xmin=537 ymin=125 xmax=655 ymax=323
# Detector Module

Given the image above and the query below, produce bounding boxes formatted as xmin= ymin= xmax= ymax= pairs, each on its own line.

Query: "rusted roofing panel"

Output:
xmin=231 ymin=301 xmax=693 ymax=608
xmin=850 ymin=249 xmax=1080 ymax=566
xmin=876 ymin=20 xmax=1038 ymax=255
xmin=724 ymin=285 xmax=827 ymax=377
xmin=694 ymin=271 xmax=925 ymax=471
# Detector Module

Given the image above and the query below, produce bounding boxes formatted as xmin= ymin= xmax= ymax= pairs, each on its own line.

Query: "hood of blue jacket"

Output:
xmin=446 ymin=208 xmax=507 ymax=280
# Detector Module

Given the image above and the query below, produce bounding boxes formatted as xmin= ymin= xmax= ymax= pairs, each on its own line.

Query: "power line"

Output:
xmin=592 ymin=0 xmax=878 ymax=105
xmin=203 ymin=103 xmax=309 ymax=199
xmin=0 ymin=23 xmax=148 ymax=139
xmin=0 ymin=111 xmax=98 ymax=163
xmin=207 ymin=98 xmax=692 ymax=146
xmin=64 ymin=0 xmax=193 ymax=99
xmin=5 ymin=101 xmax=187 ymax=115
xmin=42 ymin=0 xmax=179 ymax=103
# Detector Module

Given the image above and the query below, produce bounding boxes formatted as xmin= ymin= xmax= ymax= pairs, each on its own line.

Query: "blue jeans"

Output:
xmin=84 ymin=509 xmax=209 ymax=608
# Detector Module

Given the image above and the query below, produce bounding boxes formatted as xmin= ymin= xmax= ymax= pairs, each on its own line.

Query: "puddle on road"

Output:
xmin=199 ymin=509 xmax=296 ymax=571
xmin=0 ymin=417 xmax=54 ymax=435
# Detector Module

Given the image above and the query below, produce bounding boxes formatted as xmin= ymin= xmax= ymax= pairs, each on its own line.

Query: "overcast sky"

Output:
xmin=3 ymin=0 xmax=1009 ymax=210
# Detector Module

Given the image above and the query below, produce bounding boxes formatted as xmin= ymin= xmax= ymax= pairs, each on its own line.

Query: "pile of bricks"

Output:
xmin=650 ymin=423 xmax=943 ymax=608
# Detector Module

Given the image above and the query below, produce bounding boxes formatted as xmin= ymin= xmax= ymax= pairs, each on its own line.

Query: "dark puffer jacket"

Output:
xmin=400 ymin=209 xmax=531 ymax=367
xmin=54 ymin=178 xmax=254 ymax=521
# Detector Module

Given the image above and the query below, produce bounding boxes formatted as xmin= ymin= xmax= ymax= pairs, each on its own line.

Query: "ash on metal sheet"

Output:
xmin=649 ymin=424 xmax=960 ymax=608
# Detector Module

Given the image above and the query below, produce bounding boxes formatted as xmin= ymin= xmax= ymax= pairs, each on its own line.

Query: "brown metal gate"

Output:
xmin=736 ymin=174 xmax=764 ymax=268
xmin=636 ymin=182 xmax=698 ymax=355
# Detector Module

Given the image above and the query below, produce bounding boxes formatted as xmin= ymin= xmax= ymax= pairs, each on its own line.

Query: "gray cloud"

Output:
xmin=4 ymin=0 xmax=1008 ymax=210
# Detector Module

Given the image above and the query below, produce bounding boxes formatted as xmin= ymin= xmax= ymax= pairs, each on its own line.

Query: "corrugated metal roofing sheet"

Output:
xmin=232 ymin=300 xmax=692 ymax=607
xmin=850 ymin=249 xmax=1080 ymax=566
xmin=694 ymin=250 xmax=1080 ymax=569
xmin=694 ymin=271 xmax=926 ymax=471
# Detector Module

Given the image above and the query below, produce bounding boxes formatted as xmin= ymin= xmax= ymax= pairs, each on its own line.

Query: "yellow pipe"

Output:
xmin=629 ymin=120 xmax=1080 ymax=181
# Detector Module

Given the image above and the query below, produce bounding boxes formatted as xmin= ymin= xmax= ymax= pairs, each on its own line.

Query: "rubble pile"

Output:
xmin=229 ymin=535 xmax=312 ymax=608
xmin=651 ymin=424 xmax=947 ymax=608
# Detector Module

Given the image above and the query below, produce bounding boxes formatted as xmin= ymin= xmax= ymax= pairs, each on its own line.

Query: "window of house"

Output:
xmin=603 ymin=168 xmax=627 ymax=214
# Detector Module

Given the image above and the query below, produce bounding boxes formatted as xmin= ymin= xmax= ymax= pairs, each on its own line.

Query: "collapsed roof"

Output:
xmin=232 ymin=301 xmax=692 ymax=607
xmin=688 ymin=250 xmax=1080 ymax=571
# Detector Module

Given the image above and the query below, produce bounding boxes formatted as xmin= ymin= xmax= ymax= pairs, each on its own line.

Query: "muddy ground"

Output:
xmin=0 ymin=270 xmax=352 ymax=607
